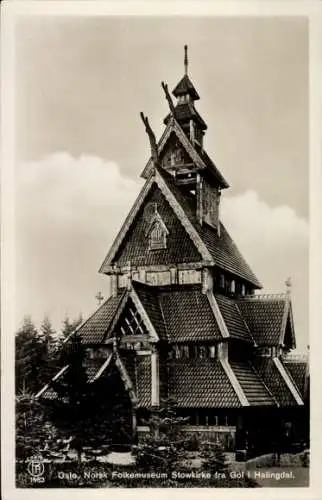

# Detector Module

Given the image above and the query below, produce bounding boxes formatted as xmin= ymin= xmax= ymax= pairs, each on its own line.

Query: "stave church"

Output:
xmin=38 ymin=46 xmax=309 ymax=455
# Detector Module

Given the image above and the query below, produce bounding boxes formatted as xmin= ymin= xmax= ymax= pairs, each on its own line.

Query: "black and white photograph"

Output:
xmin=2 ymin=1 xmax=321 ymax=496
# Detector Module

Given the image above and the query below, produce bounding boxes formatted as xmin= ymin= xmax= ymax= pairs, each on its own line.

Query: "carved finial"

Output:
xmin=184 ymin=45 xmax=188 ymax=75
xmin=161 ymin=81 xmax=175 ymax=115
xmin=140 ymin=112 xmax=159 ymax=167
xmin=285 ymin=277 xmax=292 ymax=296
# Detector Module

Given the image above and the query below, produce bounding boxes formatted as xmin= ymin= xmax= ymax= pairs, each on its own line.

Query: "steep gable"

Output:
xmin=236 ymin=295 xmax=294 ymax=347
xmin=141 ymin=117 xmax=229 ymax=188
xmin=113 ymin=184 xmax=202 ymax=267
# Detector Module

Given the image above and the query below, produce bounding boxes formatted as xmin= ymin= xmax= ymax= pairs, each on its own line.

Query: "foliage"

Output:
xmin=15 ymin=391 xmax=49 ymax=461
xmin=61 ymin=315 xmax=83 ymax=339
xmin=133 ymin=398 xmax=190 ymax=480
xmin=45 ymin=337 xmax=131 ymax=461
xmin=15 ymin=316 xmax=48 ymax=394
xmin=201 ymin=441 xmax=229 ymax=474
xmin=15 ymin=314 xmax=83 ymax=396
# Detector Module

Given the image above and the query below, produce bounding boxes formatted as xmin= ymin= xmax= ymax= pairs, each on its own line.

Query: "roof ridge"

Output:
xmin=233 ymin=302 xmax=256 ymax=345
xmin=238 ymin=293 xmax=287 ymax=301
xmin=248 ymin=360 xmax=279 ymax=406
xmin=157 ymin=294 xmax=169 ymax=342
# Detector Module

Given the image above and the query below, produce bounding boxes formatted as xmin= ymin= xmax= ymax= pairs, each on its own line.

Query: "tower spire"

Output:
xmin=184 ymin=45 xmax=188 ymax=75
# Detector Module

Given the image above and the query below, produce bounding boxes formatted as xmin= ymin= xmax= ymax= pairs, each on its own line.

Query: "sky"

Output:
xmin=14 ymin=16 xmax=309 ymax=351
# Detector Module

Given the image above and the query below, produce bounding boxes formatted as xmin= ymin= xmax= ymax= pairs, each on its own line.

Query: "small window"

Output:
xmin=199 ymin=345 xmax=207 ymax=358
xmin=209 ymin=346 xmax=216 ymax=358
xmin=149 ymin=220 xmax=167 ymax=250
xmin=182 ymin=345 xmax=189 ymax=357
xmin=220 ymin=275 xmax=225 ymax=289
xmin=241 ymin=284 xmax=246 ymax=296
xmin=174 ymin=346 xmax=181 ymax=359
xmin=231 ymin=280 xmax=236 ymax=293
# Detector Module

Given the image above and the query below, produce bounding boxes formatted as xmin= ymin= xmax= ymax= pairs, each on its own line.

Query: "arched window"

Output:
xmin=149 ymin=220 xmax=167 ymax=250
xmin=145 ymin=206 xmax=169 ymax=251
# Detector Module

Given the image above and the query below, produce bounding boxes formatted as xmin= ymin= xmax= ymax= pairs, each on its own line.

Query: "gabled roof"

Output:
xmin=168 ymin=358 xmax=242 ymax=408
xmin=99 ymin=170 xmax=214 ymax=273
xmin=141 ymin=117 xmax=229 ymax=188
xmin=36 ymin=354 xmax=113 ymax=400
xmin=173 ymin=74 xmax=200 ymax=100
xmin=133 ymin=282 xmax=222 ymax=343
xmin=236 ymin=294 xmax=295 ymax=346
xmin=75 ymin=291 xmax=126 ymax=344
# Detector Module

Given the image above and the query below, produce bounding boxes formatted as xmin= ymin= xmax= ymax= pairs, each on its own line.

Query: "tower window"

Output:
xmin=231 ymin=280 xmax=236 ymax=294
xmin=241 ymin=284 xmax=246 ymax=296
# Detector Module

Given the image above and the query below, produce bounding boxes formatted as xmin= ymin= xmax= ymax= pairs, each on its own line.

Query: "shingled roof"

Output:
xmin=283 ymin=359 xmax=308 ymax=399
xmin=160 ymin=171 xmax=261 ymax=287
xmin=133 ymin=282 xmax=222 ymax=342
xmin=172 ymin=74 xmax=200 ymax=100
xmin=37 ymin=355 xmax=113 ymax=400
xmin=215 ymin=294 xmax=253 ymax=343
xmin=252 ymin=357 xmax=300 ymax=407
xmin=236 ymin=295 xmax=289 ymax=346
xmin=76 ymin=291 xmax=126 ymax=344
xmin=164 ymin=102 xmax=207 ymax=130
xmin=168 ymin=358 xmax=242 ymax=408
xmin=229 ymin=360 xmax=276 ymax=406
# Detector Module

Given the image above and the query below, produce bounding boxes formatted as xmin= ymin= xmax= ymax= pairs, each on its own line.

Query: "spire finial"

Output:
xmin=184 ymin=45 xmax=188 ymax=75
xmin=285 ymin=277 xmax=292 ymax=296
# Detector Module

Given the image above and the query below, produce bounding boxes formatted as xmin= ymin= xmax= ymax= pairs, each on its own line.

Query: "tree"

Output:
xmin=15 ymin=316 xmax=46 ymax=394
xmin=45 ymin=338 xmax=133 ymax=462
xmin=61 ymin=314 xmax=83 ymax=340
xmin=38 ymin=316 xmax=62 ymax=383
xmin=16 ymin=390 xmax=48 ymax=461
xmin=134 ymin=398 xmax=190 ymax=477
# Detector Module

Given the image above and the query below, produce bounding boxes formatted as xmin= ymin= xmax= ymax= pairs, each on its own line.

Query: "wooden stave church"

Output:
xmin=38 ymin=47 xmax=309 ymax=454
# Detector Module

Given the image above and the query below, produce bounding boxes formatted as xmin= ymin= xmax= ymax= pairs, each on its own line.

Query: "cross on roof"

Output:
xmin=95 ymin=291 xmax=104 ymax=306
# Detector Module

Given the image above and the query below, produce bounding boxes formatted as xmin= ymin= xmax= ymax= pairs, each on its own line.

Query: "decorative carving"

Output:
xmin=140 ymin=112 xmax=159 ymax=167
xmin=161 ymin=81 xmax=175 ymax=115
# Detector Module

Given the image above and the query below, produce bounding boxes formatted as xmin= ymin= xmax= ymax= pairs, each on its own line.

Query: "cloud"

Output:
xmin=16 ymin=153 xmax=142 ymax=330
xmin=15 ymin=154 xmax=309 ymax=351
xmin=222 ymin=190 xmax=309 ymax=352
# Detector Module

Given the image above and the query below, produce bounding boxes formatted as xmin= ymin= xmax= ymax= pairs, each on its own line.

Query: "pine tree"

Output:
xmin=61 ymin=314 xmax=83 ymax=339
xmin=48 ymin=333 xmax=90 ymax=463
xmin=15 ymin=316 xmax=46 ymax=394
xmin=38 ymin=316 xmax=61 ymax=384
xmin=134 ymin=397 xmax=189 ymax=476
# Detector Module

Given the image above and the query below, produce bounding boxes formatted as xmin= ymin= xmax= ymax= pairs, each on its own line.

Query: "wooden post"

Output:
xmin=202 ymin=268 xmax=213 ymax=294
xmin=151 ymin=347 xmax=159 ymax=406
xmin=196 ymin=174 xmax=203 ymax=225
xmin=132 ymin=407 xmax=137 ymax=443
xmin=111 ymin=274 xmax=118 ymax=297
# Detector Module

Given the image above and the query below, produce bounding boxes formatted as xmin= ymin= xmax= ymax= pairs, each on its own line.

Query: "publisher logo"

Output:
xmin=26 ymin=455 xmax=45 ymax=482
